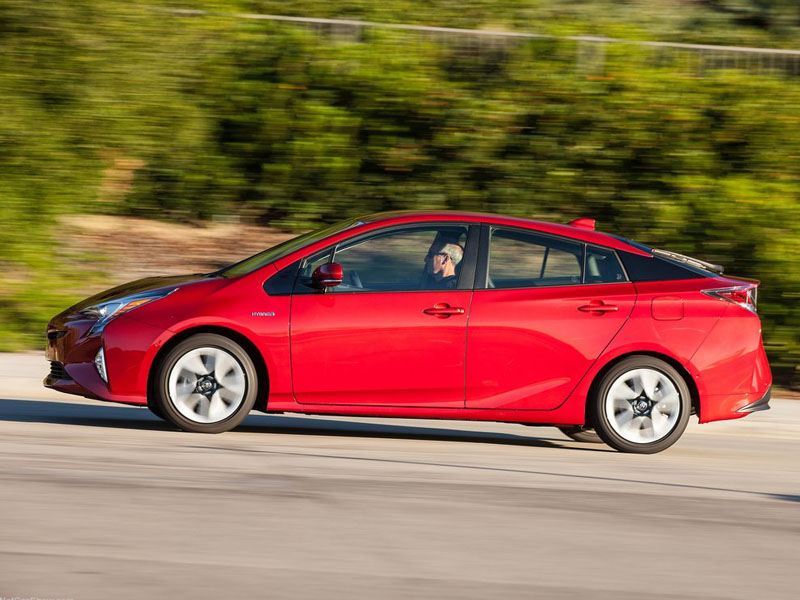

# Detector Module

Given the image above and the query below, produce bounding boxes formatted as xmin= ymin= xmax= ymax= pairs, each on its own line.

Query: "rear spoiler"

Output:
xmin=652 ymin=249 xmax=725 ymax=274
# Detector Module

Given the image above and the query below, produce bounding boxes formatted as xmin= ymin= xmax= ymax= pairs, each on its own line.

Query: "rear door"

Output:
xmin=466 ymin=226 xmax=635 ymax=410
xmin=290 ymin=223 xmax=478 ymax=407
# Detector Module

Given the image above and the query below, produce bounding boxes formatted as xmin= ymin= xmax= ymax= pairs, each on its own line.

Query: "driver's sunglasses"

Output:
xmin=425 ymin=251 xmax=448 ymax=261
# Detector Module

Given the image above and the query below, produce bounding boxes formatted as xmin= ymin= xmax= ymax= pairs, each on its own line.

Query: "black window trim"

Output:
xmin=286 ymin=221 xmax=480 ymax=295
xmin=263 ymin=259 xmax=301 ymax=296
xmin=267 ymin=222 xmax=632 ymax=296
xmin=584 ymin=243 xmax=630 ymax=286
xmin=476 ymin=224 xmax=631 ymax=291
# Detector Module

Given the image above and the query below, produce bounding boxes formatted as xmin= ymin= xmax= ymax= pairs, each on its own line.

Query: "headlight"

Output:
xmin=82 ymin=288 xmax=176 ymax=335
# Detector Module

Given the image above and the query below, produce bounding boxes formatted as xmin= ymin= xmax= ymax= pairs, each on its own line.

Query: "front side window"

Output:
xmin=298 ymin=225 xmax=469 ymax=293
xmin=488 ymin=228 xmax=583 ymax=289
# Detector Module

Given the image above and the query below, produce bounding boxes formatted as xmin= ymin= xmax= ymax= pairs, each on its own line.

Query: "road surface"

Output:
xmin=1 ymin=353 xmax=798 ymax=599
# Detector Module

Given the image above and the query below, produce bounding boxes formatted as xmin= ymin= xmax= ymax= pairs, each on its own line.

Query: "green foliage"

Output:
xmin=0 ymin=2 xmax=798 ymax=385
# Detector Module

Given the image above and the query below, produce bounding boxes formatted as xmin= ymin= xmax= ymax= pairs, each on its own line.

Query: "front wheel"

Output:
xmin=591 ymin=356 xmax=691 ymax=454
xmin=154 ymin=334 xmax=258 ymax=433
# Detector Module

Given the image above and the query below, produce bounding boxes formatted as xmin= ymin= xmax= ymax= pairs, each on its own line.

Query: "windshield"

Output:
xmin=217 ymin=218 xmax=364 ymax=278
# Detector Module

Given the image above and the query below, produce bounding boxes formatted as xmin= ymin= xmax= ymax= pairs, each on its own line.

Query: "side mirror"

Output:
xmin=312 ymin=262 xmax=343 ymax=289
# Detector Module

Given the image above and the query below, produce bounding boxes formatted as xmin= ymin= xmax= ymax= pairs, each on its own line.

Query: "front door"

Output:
xmin=466 ymin=227 xmax=636 ymax=410
xmin=291 ymin=223 xmax=477 ymax=407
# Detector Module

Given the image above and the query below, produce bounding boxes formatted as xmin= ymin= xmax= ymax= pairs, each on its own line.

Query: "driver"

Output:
xmin=425 ymin=242 xmax=464 ymax=289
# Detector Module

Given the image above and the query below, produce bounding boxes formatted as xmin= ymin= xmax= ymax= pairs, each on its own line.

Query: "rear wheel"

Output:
xmin=558 ymin=426 xmax=602 ymax=443
xmin=154 ymin=334 xmax=258 ymax=433
xmin=591 ymin=356 xmax=691 ymax=454
xmin=147 ymin=399 xmax=165 ymax=420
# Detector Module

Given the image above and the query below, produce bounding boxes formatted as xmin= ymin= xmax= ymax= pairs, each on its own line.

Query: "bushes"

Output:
xmin=0 ymin=2 xmax=798 ymax=385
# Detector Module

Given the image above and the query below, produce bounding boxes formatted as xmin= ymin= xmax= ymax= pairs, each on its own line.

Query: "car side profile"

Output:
xmin=44 ymin=211 xmax=772 ymax=453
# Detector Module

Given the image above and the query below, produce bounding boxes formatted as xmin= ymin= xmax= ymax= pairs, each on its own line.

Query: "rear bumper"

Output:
xmin=736 ymin=386 xmax=771 ymax=414
xmin=692 ymin=310 xmax=772 ymax=423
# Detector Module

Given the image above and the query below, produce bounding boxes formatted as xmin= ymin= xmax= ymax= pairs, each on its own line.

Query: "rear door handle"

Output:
xmin=578 ymin=302 xmax=619 ymax=314
xmin=423 ymin=303 xmax=465 ymax=318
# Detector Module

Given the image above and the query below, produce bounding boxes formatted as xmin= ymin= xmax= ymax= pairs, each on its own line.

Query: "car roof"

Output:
xmin=358 ymin=210 xmax=652 ymax=256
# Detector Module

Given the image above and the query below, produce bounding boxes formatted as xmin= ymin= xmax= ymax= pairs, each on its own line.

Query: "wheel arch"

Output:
xmin=147 ymin=325 xmax=270 ymax=412
xmin=584 ymin=351 xmax=700 ymax=426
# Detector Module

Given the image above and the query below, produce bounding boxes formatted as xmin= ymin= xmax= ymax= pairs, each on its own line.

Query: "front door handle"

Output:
xmin=578 ymin=301 xmax=619 ymax=314
xmin=423 ymin=303 xmax=465 ymax=318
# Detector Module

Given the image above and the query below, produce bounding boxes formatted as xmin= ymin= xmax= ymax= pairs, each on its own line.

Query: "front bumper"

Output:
xmin=43 ymin=362 xmax=97 ymax=399
xmin=736 ymin=386 xmax=771 ymax=414
xmin=43 ymin=360 xmax=146 ymax=405
xmin=43 ymin=312 xmax=167 ymax=406
xmin=44 ymin=316 xmax=107 ymax=400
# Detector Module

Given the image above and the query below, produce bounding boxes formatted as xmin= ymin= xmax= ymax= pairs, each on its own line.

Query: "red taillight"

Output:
xmin=702 ymin=285 xmax=758 ymax=314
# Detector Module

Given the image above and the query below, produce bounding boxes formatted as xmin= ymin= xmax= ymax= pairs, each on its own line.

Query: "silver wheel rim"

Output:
xmin=604 ymin=368 xmax=681 ymax=444
xmin=167 ymin=347 xmax=247 ymax=424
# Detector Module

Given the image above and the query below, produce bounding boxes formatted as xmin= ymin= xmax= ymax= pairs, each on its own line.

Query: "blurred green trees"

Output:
xmin=0 ymin=2 xmax=798 ymax=386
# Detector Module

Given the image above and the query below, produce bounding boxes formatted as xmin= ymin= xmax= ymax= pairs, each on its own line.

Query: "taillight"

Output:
xmin=702 ymin=285 xmax=758 ymax=314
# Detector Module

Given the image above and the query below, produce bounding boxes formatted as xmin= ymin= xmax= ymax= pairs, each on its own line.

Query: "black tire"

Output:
xmin=591 ymin=356 xmax=691 ymax=454
xmin=147 ymin=399 xmax=166 ymax=420
xmin=558 ymin=426 xmax=603 ymax=444
xmin=154 ymin=334 xmax=258 ymax=434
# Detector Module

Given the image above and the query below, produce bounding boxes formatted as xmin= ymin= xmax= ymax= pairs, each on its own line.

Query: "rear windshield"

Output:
xmin=618 ymin=252 xmax=711 ymax=281
xmin=608 ymin=233 xmax=653 ymax=254
xmin=610 ymin=235 xmax=720 ymax=279
xmin=217 ymin=218 xmax=364 ymax=278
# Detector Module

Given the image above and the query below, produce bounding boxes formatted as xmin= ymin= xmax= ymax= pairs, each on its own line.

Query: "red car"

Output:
xmin=45 ymin=211 xmax=771 ymax=453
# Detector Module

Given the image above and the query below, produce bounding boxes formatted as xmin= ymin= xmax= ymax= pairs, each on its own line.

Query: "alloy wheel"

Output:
xmin=167 ymin=346 xmax=247 ymax=424
xmin=604 ymin=368 xmax=681 ymax=444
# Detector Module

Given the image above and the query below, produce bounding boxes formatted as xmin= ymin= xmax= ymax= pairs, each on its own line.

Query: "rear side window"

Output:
xmin=585 ymin=246 xmax=627 ymax=284
xmin=489 ymin=228 xmax=583 ymax=288
xmin=618 ymin=251 xmax=708 ymax=282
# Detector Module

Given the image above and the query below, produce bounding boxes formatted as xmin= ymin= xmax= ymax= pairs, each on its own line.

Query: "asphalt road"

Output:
xmin=1 ymin=355 xmax=799 ymax=599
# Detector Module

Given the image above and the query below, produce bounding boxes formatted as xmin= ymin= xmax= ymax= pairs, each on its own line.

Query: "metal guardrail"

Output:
xmin=163 ymin=7 xmax=800 ymax=75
